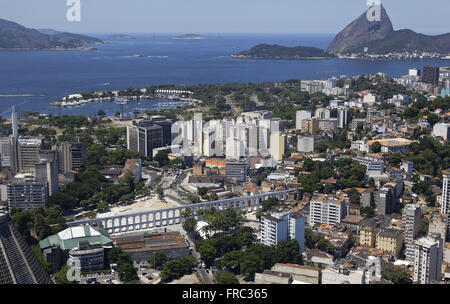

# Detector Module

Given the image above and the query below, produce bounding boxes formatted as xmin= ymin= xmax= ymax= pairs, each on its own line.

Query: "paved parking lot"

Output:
xmin=137 ymin=265 xmax=161 ymax=284
xmin=81 ymin=273 xmax=120 ymax=285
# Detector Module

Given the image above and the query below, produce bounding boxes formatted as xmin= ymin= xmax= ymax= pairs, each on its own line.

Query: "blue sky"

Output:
xmin=1 ymin=0 xmax=449 ymax=34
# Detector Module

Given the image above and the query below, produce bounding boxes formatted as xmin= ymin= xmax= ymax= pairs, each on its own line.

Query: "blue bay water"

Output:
xmin=0 ymin=33 xmax=449 ymax=117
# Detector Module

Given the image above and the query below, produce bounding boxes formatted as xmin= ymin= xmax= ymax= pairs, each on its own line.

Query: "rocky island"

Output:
xmin=173 ymin=34 xmax=204 ymax=40
xmin=106 ymin=33 xmax=136 ymax=39
xmin=233 ymin=44 xmax=334 ymax=60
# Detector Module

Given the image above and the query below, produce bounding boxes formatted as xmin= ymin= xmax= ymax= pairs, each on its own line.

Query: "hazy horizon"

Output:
xmin=1 ymin=0 xmax=449 ymax=35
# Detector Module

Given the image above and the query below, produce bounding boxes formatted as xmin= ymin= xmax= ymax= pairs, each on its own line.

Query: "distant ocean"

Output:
xmin=0 ymin=33 xmax=449 ymax=117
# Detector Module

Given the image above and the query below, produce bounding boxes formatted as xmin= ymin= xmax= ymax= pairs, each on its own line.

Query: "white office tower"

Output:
xmin=11 ymin=106 xmax=18 ymax=139
xmin=258 ymin=119 xmax=271 ymax=156
xmin=296 ymin=111 xmax=312 ymax=130
xmin=237 ymin=124 xmax=248 ymax=150
xmin=192 ymin=113 xmax=203 ymax=156
xmin=442 ymin=171 xmax=450 ymax=215
xmin=338 ymin=108 xmax=349 ymax=128
xmin=223 ymin=118 xmax=235 ymax=139
xmin=226 ymin=138 xmax=244 ymax=160
xmin=261 ymin=212 xmax=305 ymax=251
xmin=413 ymin=233 xmax=444 ymax=284
xmin=202 ymin=129 xmax=214 ymax=157
xmin=183 ymin=120 xmax=194 ymax=142
xmin=402 ymin=204 xmax=422 ymax=261
xmin=297 ymin=136 xmax=314 ymax=153
xmin=257 ymin=127 xmax=269 ymax=157
xmin=248 ymin=123 xmax=258 ymax=156
xmin=226 ymin=127 xmax=244 ymax=160
xmin=220 ymin=120 xmax=228 ymax=142
xmin=259 ymin=119 xmax=272 ymax=134
xmin=201 ymin=120 xmax=218 ymax=157
xmin=212 ymin=120 xmax=224 ymax=157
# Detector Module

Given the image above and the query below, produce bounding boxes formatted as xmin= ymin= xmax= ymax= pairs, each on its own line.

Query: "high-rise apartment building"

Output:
xmin=0 ymin=137 xmax=15 ymax=170
xmin=441 ymin=170 xmax=450 ymax=216
xmin=402 ymin=204 xmax=422 ymax=261
xmin=376 ymin=186 xmax=396 ymax=215
xmin=301 ymin=118 xmax=319 ymax=135
xmin=296 ymin=111 xmax=312 ymax=130
xmin=17 ymin=138 xmax=42 ymax=173
xmin=309 ymin=194 xmax=350 ymax=226
xmin=297 ymin=136 xmax=314 ymax=153
xmin=1 ymin=107 xmax=20 ymax=174
xmin=7 ymin=180 xmax=49 ymax=211
xmin=318 ymin=119 xmax=337 ymax=132
xmin=337 ymin=108 xmax=350 ymax=128
xmin=428 ymin=213 xmax=448 ymax=242
xmin=261 ymin=212 xmax=305 ymax=251
xmin=413 ymin=233 xmax=444 ymax=284
xmin=269 ymin=133 xmax=285 ymax=161
xmin=432 ymin=123 xmax=450 ymax=140
xmin=226 ymin=137 xmax=244 ymax=160
xmin=35 ymin=151 xmax=59 ymax=197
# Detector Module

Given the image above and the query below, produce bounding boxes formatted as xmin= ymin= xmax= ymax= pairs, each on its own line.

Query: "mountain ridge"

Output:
xmin=326 ymin=5 xmax=394 ymax=54
xmin=0 ymin=18 xmax=103 ymax=50
xmin=327 ymin=5 xmax=450 ymax=55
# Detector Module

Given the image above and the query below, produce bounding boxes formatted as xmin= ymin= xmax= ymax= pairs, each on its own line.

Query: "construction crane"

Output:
xmin=317 ymin=70 xmax=338 ymax=81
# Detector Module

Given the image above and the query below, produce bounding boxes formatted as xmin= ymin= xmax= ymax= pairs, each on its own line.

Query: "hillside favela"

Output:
xmin=1 ymin=0 xmax=450 ymax=290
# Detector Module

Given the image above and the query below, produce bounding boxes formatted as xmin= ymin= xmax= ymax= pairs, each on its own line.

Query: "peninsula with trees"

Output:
xmin=0 ymin=19 xmax=103 ymax=50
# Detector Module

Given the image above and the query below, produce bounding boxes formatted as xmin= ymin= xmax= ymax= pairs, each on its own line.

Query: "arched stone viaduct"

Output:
xmin=67 ymin=190 xmax=298 ymax=234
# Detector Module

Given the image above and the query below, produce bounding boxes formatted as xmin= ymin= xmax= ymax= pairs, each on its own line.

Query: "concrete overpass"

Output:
xmin=67 ymin=190 xmax=299 ymax=234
